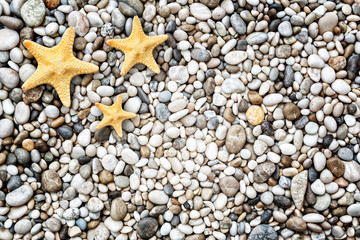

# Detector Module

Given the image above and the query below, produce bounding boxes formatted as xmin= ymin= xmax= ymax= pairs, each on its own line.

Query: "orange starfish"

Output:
xmin=21 ymin=27 xmax=99 ymax=107
xmin=95 ymin=94 xmax=137 ymax=137
xmin=107 ymin=16 xmax=168 ymax=76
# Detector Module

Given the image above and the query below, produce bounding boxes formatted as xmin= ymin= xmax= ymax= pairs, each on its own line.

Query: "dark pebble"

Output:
xmin=236 ymin=39 xmax=248 ymax=51
xmin=284 ymin=65 xmax=294 ymax=87
xmin=14 ymin=148 xmax=31 ymax=166
xmin=347 ymin=54 xmax=360 ymax=80
xmin=207 ymin=117 xmax=219 ymax=130
xmin=261 ymin=210 xmax=272 ymax=223
xmin=137 ymin=217 xmax=158 ymax=239
xmin=261 ymin=122 xmax=274 ymax=135
xmin=30 ymin=110 xmax=39 ymax=121
xmin=191 ymin=49 xmax=211 ymax=62
xmin=165 ymin=19 xmax=176 ymax=33
xmin=247 ymin=196 xmax=260 ymax=206
xmin=294 ymin=116 xmax=308 ymax=129
xmin=137 ymin=87 xmax=149 ymax=104
xmin=348 ymin=104 xmax=357 ymax=114
xmin=322 ymin=134 xmax=333 ymax=148
xmin=308 ymin=167 xmax=319 ymax=182
xmin=155 ymin=103 xmax=170 ymax=122
xmin=163 ymin=184 xmax=174 ymax=196
xmin=35 ymin=139 xmax=48 ymax=152
xmin=7 ymin=176 xmax=21 ymax=191
xmin=78 ymin=156 xmax=91 ymax=165
xmin=94 ymin=127 xmax=111 ymax=143
xmin=57 ymin=125 xmax=73 ymax=139
xmin=6 ymin=153 xmax=17 ymax=165
xmin=73 ymin=122 xmax=84 ymax=134
xmin=139 ymin=103 xmax=149 ymax=114
xmin=274 ymin=196 xmax=292 ymax=208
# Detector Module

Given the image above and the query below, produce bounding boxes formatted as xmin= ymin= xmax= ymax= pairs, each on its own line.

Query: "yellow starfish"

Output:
xmin=21 ymin=27 xmax=99 ymax=107
xmin=95 ymin=94 xmax=137 ymax=137
xmin=107 ymin=16 xmax=168 ymax=76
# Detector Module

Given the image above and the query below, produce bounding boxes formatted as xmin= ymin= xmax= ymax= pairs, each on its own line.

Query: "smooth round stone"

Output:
xmin=123 ymin=97 xmax=141 ymax=113
xmin=158 ymin=90 xmax=172 ymax=102
xmin=14 ymin=219 xmax=32 ymax=235
xmin=9 ymin=48 xmax=23 ymax=63
xmin=246 ymin=32 xmax=268 ymax=45
xmin=279 ymin=143 xmax=296 ymax=155
xmin=44 ymin=105 xmax=60 ymax=118
xmin=278 ymin=21 xmax=293 ymax=37
xmin=205 ymin=142 xmax=218 ymax=160
xmin=0 ymin=68 xmax=20 ymax=89
xmin=148 ymin=190 xmax=169 ymax=205
xmin=222 ymin=78 xmax=245 ymax=93
xmin=77 ymin=129 xmax=91 ymax=147
xmin=254 ymin=162 xmax=275 ymax=183
xmin=347 ymin=203 xmax=360 ymax=216
xmin=110 ymin=199 xmax=127 ymax=221
xmin=21 ymin=0 xmax=45 ymax=27
xmin=219 ymin=176 xmax=240 ymax=197
xmin=190 ymin=3 xmax=211 ymax=20
xmin=337 ymin=147 xmax=353 ymax=161
xmin=6 ymin=185 xmax=34 ymax=206
xmin=121 ymin=148 xmax=139 ymax=164
xmin=261 ymin=191 xmax=274 ymax=205
xmin=0 ymin=119 xmax=14 ymax=138
xmin=246 ymin=106 xmax=265 ymax=125
xmin=129 ymin=72 xmax=145 ymax=86
xmin=14 ymin=148 xmax=31 ymax=165
xmin=45 ymin=218 xmax=61 ymax=232
xmin=311 ymin=179 xmax=325 ymax=195
xmin=0 ymin=29 xmax=20 ymax=51
xmin=313 ymin=194 xmax=331 ymax=211
xmin=303 ymin=134 xmax=318 ymax=147
xmin=331 ymin=79 xmax=351 ymax=95
xmin=19 ymin=64 xmax=36 ymax=82
xmin=308 ymin=54 xmax=325 ymax=68
xmin=305 ymin=122 xmax=319 ymax=134
xmin=230 ymin=13 xmax=246 ymax=35
xmin=321 ymin=67 xmax=335 ymax=83
xmin=14 ymin=102 xmax=30 ymax=124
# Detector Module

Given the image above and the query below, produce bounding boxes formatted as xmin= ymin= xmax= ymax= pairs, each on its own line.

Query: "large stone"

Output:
xmin=21 ymin=0 xmax=46 ymax=27
xmin=137 ymin=217 xmax=158 ymax=239
xmin=225 ymin=125 xmax=246 ymax=154
xmin=326 ymin=157 xmax=345 ymax=177
xmin=286 ymin=217 xmax=307 ymax=232
xmin=291 ymin=171 xmax=308 ymax=210
xmin=6 ymin=185 xmax=33 ymax=206
xmin=318 ymin=12 xmax=338 ymax=34
xmin=110 ymin=199 xmax=127 ymax=221
xmin=343 ymin=161 xmax=360 ymax=182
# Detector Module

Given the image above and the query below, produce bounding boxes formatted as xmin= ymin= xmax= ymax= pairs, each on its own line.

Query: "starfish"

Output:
xmin=107 ymin=16 xmax=168 ymax=76
xmin=95 ymin=94 xmax=137 ymax=138
xmin=21 ymin=27 xmax=99 ymax=107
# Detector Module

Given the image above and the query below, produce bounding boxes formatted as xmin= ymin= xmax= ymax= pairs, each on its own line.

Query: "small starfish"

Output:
xmin=107 ymin=16 xmax=168 ymax=76
xmin=95 ymin=94 xmax=137 ymax=138
xmin=21 ymin=27 xmax=99 ymax=107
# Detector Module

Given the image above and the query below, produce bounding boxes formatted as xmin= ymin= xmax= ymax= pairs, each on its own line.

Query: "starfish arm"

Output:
xmin=141 ymin=51 xmax=161 ymax=74
xmin=23 ymin=41 xmax=49 ymax=61
xmin=120 ymin=52 xmax=139 ymax=76
xmin=21 ymin=66 xmax=50 ymax=91
xmin=145 ymin=35 xmax=169 ymax=49
xmin=112 ymin=121 xmax=125 ymax=138
xmin=107 ymin=39 xmax=133 ymax=53
xmin=131 ymin=16 xmax=147 ymax=39
xmin=95 ymin=103 xmax=110 ymax=116
xmin=52 ymin=77 xmax=72 ymax=108
xmin=55 ymin=27 xmax=76 ymax=55
xmin=69 ymin=58 xmax=99 ymax=75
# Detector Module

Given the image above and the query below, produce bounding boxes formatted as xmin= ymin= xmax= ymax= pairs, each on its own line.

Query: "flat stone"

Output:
xmin=6 ymin=185 xmax=33 ymax=207
xmin=291 ymin=171 xmax=307 ymax=210
xmin=248 ymin=224 xmax=277 ymax=240
xmin=137 ymin=217 xmax=158 ymax=239
xmin=219 ymin=176 xmax=240 ymax=197
xmin=41 ymin=170 xmax=62 ymax=193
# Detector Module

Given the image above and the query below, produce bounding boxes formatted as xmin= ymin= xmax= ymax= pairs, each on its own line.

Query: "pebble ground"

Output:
xmin=0 ymin=0 xmax=360 ymax=239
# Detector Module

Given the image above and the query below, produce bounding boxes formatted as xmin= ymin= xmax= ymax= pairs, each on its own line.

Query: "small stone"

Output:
xmin=291 ymin=171 xmax=308 ymax=210
xmin=219 ymin=176 xmax=240 ymax=197
xmin=329 ymin=56 xmax=346 ymax=71
xmin=286 ymin=217 xmax=307 ymax=232
xmin=230 ymin=13 xmax=246 ymax=35
xmin=327 ymin=157 xmax=345 ymax=177
xmin=318 ymin=12 xmax=338 ymax=34
xmin=246 ymin=32 xmax=268 ymax=45
xmin=343 ymin=161 xmax=360 ymax=182
xmin=254 ymin=162 xmax=276 ymax=183
xmin=283 ymin=103 xmax=300 ymax=121
xmin=45 ymin=0 xmax=60 ymax=9
xmin=225 ymin=125 xmax=246 ymax=154
xmin=308 ymin=54 xmax=325 ymax=68
xmin=148 ymin=190 xmax=169 ymax=205
xmin=46 ymin=217 xmax=61 ymax=232
xmin=246 ymin=105 xmax=265 ymax=125
xmin=68 ymin=11 xmax=90 ymax=37
xmin=137 ymin=217 xmax=158 ymax=239
xmin=0 ymin=119 xmax=14 ymax=138
xmin=191 ymin=49 xmax=211 ymax=62
xmin=42 ymin=170 xmax=62 ymax=193
xmin=278 ymin=21 xmax=292 ymax=37
xmin=221 ymin=78 xmax=245 ymax=94
xmin=337 ymin=147 xmax=353 ymax=161
xmin=0 ymin=68 xmax=20 ymax=89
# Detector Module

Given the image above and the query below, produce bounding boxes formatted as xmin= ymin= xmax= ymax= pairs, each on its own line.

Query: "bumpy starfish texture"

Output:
xmin=107 ymin=16 xmax=168 ymax=76
xmin=21 ymin=27 xmax=99 ymax=107
xmin=95 ymin=95 xmax=137 ymax=138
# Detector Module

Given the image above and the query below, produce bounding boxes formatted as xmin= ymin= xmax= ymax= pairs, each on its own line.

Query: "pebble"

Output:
xmin=0 ymin=29 xmax=20 ymax=51
xmin=0 ymin=119 xmax=14 ymax=138
xmin=20 ymin=0 xmax=46 ymax=27
xmin=190 ymin=3 xmax=211 ymax=20
xmin=137 ymin=217 xmax=158 ymax=239
xmin=219 ymin=176 xmax=240 ymax=197
xmin=5 ymin=185 xmax=33 ymax=206
xmin=148 ymin=190 xmax=169 ymax=205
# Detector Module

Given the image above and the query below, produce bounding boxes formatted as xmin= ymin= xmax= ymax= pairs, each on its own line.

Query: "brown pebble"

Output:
xmin=99 ymin=170 xmax=114 ymax=184
xmin=140 ymin=146 xmax=150 ymax=158
xmin=326 ymin=157 xmax=345 ymax=177
xmin=51 ymin=117 xmax=65 ymax=128
xmin=22 ymin=139 xmax=35 ymax=151
xmin=248 ymin=91 xmax=263 ymax=105
xmin=223 ymin=108 xmax=235 ymax=122
xmin=45 ymin=0 xmax=60 ymax=9
xmin=246 ymin=105 xmax=265 ymax=125
xmin=283 ymin=103 xmax=300 ymax=121
xmin=328 ymin=56 xmax=346 ymax=71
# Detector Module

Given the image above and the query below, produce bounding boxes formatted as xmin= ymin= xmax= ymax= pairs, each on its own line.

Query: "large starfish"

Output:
xmin=21 ymin=27 xmax=99 ymax=107
xmin=95 ymin=95 xmax=136 ymax=138
xmin=107 ymin=16 xmax=168 ymax=76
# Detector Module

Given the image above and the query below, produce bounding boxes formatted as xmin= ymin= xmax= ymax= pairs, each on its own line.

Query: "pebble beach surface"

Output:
xmin=0 ymin=0 xmax=360 ymax=239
